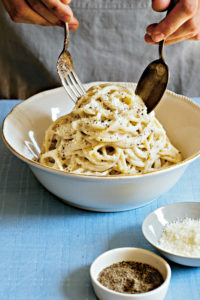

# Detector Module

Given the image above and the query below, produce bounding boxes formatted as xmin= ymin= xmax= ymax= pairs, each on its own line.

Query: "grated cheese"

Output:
xmin=159 ymin=218 xmax=200 ymax=257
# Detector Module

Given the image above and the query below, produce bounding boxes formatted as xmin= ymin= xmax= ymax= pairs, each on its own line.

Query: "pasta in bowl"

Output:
xmin=2 ymin=82 xmax=200 ymax=212
xmin=39 ymin=84 xmax=181 ymax=176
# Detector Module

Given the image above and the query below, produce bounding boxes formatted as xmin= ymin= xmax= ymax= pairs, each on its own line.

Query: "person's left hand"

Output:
xmin=145 ymin=0 xmax=200 ymax=45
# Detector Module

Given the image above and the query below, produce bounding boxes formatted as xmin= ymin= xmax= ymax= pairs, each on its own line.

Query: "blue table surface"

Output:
xmin=0 ymin=99 xmax=200 ymax=300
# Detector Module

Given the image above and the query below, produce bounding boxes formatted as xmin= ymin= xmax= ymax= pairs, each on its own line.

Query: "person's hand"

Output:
xmin=145 ymin=0 xmax=200 ymax=45
xmin=2 ymin=0 xmax=79 ymax=29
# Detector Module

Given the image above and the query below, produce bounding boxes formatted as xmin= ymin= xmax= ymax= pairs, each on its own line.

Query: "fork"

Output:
xmin=57 ymin=23 xmax=86 ymax=103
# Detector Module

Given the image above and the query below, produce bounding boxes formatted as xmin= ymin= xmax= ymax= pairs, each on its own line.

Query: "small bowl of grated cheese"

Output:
xmin=142 ymin=202 xmax=200 ymax=267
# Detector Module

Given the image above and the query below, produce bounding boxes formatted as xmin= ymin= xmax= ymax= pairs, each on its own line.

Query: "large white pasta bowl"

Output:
xmin=2 ymin=82 xmax=200 ymax=212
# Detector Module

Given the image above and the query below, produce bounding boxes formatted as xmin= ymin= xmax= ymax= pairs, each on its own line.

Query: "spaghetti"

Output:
xmin=39 ymin=84 xmax=181 ymax=175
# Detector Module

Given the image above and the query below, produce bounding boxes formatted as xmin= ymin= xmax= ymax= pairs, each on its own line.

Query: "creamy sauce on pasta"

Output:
xmin=39 ymin=84 xmax=181 ymax=175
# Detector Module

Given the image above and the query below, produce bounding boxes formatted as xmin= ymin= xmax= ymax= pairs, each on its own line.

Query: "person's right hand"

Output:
xmin=2 ymin=0 xmax=79 ymax=29
xmin=145 ymin=0 xmax=200 ymax=44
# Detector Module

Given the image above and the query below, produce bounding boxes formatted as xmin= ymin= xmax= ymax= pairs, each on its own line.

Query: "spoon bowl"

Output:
xmin=136 ymin=0 xmax=178 ymax=113
xmin=135 ymin=42 xmax=169 ymax=113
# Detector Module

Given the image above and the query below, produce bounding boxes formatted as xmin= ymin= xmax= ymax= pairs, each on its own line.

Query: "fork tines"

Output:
xmin=57 ymin=22 xmax=86 ymax=104
xmin=61 ymin=71 xmax=86 ymax=103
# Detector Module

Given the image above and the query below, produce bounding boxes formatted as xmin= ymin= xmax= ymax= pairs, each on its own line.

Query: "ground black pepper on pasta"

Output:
xmin=39 ymin=84 xmax=181 ymax=175
xmin=98 ymin=261 xmax=164 ymax=294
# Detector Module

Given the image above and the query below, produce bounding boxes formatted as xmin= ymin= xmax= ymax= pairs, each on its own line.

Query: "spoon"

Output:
xmin=135 ymin=0 xmax=178 ymax=113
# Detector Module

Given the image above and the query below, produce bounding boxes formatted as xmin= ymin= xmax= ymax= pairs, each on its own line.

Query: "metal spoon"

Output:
xmin=135 ymin=0 xmax=178 ymax=113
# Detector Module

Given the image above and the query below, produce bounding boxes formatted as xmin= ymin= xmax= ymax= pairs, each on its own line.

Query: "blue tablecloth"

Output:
xmin=0 ymin=99 xmax=200 ymax=300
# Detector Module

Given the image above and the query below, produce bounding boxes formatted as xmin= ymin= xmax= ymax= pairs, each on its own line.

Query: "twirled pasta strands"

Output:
xmin=39 ymin=84 xmax=181 ymax=175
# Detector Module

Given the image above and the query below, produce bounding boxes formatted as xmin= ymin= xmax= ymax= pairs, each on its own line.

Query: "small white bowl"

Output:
xmin=90 ymin=247 xmax=171 ymax=300
xmin=2 ymin=82 xmax=200 ymax=212
xmin=142 ymin=202 xmax=200 ymax=267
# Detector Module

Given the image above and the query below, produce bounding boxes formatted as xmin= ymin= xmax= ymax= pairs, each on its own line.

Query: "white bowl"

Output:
xmin=90 ymin=247 xmax=171 ymax=300
xmin=142 ymin=202 xmax=200 ymax=267
xmin=2 ymin=82 xmax=200 ymax=212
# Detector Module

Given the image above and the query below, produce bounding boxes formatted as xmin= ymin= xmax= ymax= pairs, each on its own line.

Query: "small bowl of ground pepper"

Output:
xmin=90 ymin=247 xmax=171 ymax=300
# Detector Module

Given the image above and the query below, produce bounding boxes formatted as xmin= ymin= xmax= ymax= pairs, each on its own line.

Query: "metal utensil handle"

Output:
xmin=64 ymin=22 xmax=70 ymax=49
xmin=159 ymin=0 xmax=179 ymax=60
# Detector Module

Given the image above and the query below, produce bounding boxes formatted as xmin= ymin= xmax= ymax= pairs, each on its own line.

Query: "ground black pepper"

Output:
xmin=98 ymin=261 xmax=164 ymax=294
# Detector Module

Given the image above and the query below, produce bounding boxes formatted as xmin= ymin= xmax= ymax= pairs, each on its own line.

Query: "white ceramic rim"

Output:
xmin=142 ymin=201 xmax=200 ymax=260
xmin=2 ymin=83 xmax=200 ymax=180
xmin=90 ymin=247 xmax=171 ymax=298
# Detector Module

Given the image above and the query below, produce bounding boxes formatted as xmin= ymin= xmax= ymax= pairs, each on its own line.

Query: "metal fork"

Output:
xmin=57 ymin=23 xmax=86 ymax=103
